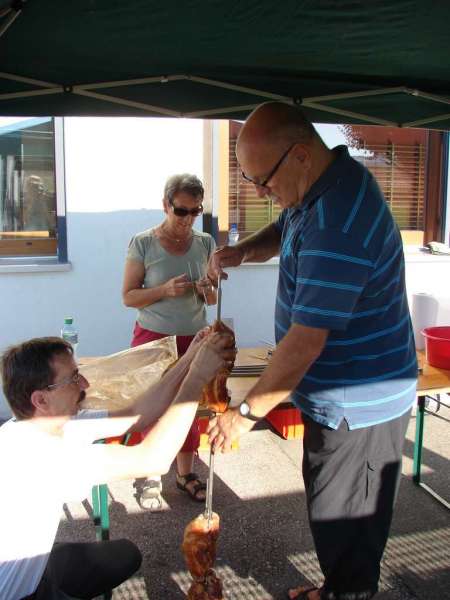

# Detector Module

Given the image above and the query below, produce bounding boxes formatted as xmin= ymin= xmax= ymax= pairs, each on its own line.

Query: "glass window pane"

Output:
xmin=0 ymin=117 xmax=57 ymax=256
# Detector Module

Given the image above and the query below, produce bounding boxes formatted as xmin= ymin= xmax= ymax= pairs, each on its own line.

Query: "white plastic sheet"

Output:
xmin=79 ymin=336 xmax=178 ymax=411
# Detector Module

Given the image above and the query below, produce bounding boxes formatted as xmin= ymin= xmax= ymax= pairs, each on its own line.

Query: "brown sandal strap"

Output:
xmin=288 ymin=586 xmax=319 ymax=599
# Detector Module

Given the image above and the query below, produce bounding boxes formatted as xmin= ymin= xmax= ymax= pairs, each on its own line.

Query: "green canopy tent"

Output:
xmin=1 ymin=0 xmax=450 ymax=129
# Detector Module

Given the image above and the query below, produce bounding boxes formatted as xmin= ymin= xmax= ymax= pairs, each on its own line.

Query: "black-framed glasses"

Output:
xmin=169 ymin=198 xmax=203 ymax=217
xmin=46 ymin=371 xmax=82 ymax=390
xmin=241 ymin=142 xmax=296 ymax=188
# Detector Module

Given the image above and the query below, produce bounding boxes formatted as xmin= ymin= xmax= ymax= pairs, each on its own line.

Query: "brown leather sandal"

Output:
xmin=176 ymin=472 xmax=207 ymax=502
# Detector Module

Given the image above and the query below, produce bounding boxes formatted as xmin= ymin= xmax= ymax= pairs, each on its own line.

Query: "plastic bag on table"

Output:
xmin=79 ymin=336 xmax=178 ymax=411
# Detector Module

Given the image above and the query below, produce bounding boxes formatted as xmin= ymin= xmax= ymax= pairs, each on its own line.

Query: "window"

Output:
xmin=222 ymin=120 xmax=446 ymax=247
xmin=340 ymin=124 xmax=445 ymax=246
xmin=0 ymin=117 xmax=66 ymax=259
xmin=228 ymin=120 xmax=282 ymax=240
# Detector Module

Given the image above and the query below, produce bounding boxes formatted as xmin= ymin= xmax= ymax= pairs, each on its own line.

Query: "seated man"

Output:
xmin=0 ymin=330 xmax=233 ymax=600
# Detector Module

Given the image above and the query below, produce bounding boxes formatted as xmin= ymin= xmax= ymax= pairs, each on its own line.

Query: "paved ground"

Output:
xmin=57 ymin=403 xmax=450 ymax=600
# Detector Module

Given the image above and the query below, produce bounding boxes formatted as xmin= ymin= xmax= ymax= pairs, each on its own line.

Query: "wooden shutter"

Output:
xmin=354 ymin=142 xmax=426 ymax=231
xmin=229 ymin=123 xmax=282 ymax=238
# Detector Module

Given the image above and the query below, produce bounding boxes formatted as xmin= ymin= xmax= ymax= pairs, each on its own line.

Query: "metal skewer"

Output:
xmin=204 ymin=273 xmax=223 ymax=527
xmin=196 ymin=261 xmax=208 ymax=304
xmin=187 ymin=262 xmax=198 ymax=305
xmin=204 ymin=429 xmax=215 ymax=527
xmin=216 ymin=274 xmax=222 ymax=322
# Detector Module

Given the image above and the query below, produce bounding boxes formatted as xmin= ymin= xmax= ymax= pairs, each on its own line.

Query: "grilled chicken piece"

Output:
xmin=183 ymin=513 xmax=223 ymax=599
xmin=186 ymin=569 xmax=223 ymax=600
xmin=182 ymin=512 xmax=220 ymax=578
xmin=200 ymin=320 xmax=236 ymax=414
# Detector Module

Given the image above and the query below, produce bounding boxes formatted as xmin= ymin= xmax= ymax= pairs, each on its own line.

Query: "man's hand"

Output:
xmin=194 ymin=276 xmax=213 ymax=295
xmin=207 ymin=407 xmax=255 ymax=452
xmin=181 ymin=326 xmax=212 ymax=364
xmin=163 ymin=274 xmax=193 ymax=297
xmin=207 ymin=245 xmax=245 ymax=285
xmin=194 ymin=276 xmax=217 ymax=305
xmin=188 ymin=332 xmax=236 ymax=385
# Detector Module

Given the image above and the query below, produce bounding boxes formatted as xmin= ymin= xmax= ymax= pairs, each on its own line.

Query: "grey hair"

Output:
xmin=163 ymin=173 xmax=204 ymax=203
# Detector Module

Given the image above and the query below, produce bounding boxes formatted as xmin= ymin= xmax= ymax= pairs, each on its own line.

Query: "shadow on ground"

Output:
xmin=56 ymin=412 xmax=450 ymax=600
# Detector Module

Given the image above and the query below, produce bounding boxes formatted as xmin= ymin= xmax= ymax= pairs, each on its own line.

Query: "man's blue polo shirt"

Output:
xmin=274 ymin=145 xmax=417 ymax=430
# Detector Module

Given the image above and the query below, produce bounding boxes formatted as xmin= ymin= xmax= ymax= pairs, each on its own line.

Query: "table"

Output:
xmin=225 ymin=348 xmax=450 ymax=509
xmin=414 ymin=351 xmax=450 ymax=509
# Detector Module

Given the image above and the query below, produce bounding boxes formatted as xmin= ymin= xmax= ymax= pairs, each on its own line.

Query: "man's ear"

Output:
xmin=30 ymin=390 xmax=50 ymax=415
xmin=294 ymin=145 xmax=312 ymax=171
xmin=162 ymin=197 xmax=169 ymax=214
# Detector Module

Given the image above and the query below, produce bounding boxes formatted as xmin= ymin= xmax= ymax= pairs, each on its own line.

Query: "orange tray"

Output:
xmin=266 ymin=405 xmax=304 ymax=440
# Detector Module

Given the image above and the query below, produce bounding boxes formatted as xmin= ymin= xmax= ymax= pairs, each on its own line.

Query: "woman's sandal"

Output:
xmin=287 ymin=586 xmax=320 ymax=599
xmin=176 ymin=472 xmax=207 ymax=502
xmin=134 ymin=477 xmax=163 ymax=511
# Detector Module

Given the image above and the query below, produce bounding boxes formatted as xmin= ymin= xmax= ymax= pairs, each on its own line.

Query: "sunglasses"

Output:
xmin=241 ymin=142 xmax=296 ymax=188
xmin=169 ymin=198 xmax=203 ymax=217
xmin=46 ymin=371 xmax=82 ymax=390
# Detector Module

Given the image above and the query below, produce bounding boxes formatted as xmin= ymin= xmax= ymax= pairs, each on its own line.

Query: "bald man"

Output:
xmin=207 ymin=102 xmax=417 ymax=600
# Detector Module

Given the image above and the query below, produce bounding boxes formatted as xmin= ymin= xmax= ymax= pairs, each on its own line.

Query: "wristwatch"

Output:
xmin=238 ymin=400 xmax=261 ymax=422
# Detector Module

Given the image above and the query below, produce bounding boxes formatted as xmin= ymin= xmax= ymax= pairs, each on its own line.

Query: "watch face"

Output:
xmin=240 ymin=402 xmax=250 ymax=416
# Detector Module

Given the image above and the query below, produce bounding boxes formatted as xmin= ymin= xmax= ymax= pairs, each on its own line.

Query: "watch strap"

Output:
xmin=239 ymin=401 xmax=261 ymax=422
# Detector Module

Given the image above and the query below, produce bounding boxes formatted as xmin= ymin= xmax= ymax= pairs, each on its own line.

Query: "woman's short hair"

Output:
xmin=163 ymin=173 xmax=204 ymax=203
xmin=1 ymin=337 xmax=73 ymax=420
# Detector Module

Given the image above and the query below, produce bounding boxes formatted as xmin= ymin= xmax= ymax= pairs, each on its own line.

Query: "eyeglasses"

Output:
xmin=241 ymin=143 xmax=296 ymax=188
xmin=46 ymin=371 xmax=82 ymax=390
xmin=169 ymin=198 xmax=203 ymax=218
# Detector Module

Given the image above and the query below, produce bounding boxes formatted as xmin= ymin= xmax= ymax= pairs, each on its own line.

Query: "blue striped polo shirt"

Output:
xmin=274 ymin=145 xmax=417 ymax=430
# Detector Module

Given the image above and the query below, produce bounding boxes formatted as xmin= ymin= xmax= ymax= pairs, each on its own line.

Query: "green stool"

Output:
xmin=413 ymin=394 xmax=450 ymax=510
xmin=91 ymin=433 xmax=132 ymax=599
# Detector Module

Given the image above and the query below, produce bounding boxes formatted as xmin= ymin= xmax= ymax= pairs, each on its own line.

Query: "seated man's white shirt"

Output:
xmin=0 ymin=410 xmax=108 ymax=600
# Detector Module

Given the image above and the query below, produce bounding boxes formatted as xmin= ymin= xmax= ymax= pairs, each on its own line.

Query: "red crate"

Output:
xmin=266 ymin=405 xmax=304 ymax=440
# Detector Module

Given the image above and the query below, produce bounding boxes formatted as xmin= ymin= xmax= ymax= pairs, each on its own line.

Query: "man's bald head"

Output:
xmin=236 ymin=102 xmax=334 ymax=209
xmin=237 ymin=102 xmax=316 ymax=155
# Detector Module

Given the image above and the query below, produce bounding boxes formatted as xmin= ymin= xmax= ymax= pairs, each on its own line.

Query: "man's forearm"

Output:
xmin=238 ymin=223 xmax=281 ymax=263
xmin=138 ymin=368 xmax=207 ymax=467
xmin=245 ymin=324 xmax=328 ymax=417
xmin=101 ymin=373 xmax=206 ymax=481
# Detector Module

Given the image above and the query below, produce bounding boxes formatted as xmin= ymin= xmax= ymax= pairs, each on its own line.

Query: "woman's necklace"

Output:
xmin=159 ymin=224 xmax=191 ymax=245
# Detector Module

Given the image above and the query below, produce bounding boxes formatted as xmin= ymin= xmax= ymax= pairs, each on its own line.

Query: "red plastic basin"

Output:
xmin=422 ymin=326 xmax=450 ymax=370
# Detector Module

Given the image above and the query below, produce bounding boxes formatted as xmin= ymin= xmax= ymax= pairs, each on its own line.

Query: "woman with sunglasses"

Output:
xmin=122 ymin=173 xmax=217 ymax=509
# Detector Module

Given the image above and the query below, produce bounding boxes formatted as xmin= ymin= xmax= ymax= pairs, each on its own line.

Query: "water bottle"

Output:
xmin=61 ymin=317 xmax=78 ymax=358
xmin=228 ymin=223 xmax=239 ymax=246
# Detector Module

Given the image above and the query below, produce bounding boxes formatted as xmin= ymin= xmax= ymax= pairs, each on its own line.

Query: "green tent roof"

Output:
xmin=1 ymin=0 xmax=450 ymax=128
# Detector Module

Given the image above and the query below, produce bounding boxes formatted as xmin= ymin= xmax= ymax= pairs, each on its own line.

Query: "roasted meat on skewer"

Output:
xmin=199 ymin=320 xmax=236 ymax=414
xmin=186 ymin=569 xmax=223 ymax=600
xmin=182 ymin=512 xmax=223 ymax=599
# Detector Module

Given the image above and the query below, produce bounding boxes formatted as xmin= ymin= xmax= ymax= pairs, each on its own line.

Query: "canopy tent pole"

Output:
xmin=186 ymin=75 xmax=290 ymax=101
xmin=301 ymin=100 xmax=397 ymax=126
xmin=304 ymin=86 xmax=409 ymax=103
xmin=78 ymin=74 xmax=187 ymax=91
xmin=0 ymin=1 xmax=23 ymax=40
xmin=0 ymin=88 xmax=63 ymax=101
xmin=186 ymin=104 xmax=261 ymax=118
xmin=404 ymin=112 xmax=450 ymax=128
xmin=0 ymin=71 xmax=58 ymax=88
xmin=72 ymin=88 xmax=181 ymax=117
xmin=0 ymin=69 xmax=449 ymax=127
xmin=410 ymin=90 xmax=450 ymax=107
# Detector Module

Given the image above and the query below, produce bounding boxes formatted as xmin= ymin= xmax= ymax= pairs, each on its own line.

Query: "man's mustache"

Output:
xmin=78 ymin=390 xmax=86 ymax=403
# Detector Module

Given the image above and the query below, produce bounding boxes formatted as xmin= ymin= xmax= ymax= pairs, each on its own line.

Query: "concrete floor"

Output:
xmin=56 ymin=404 xmax=450 ymax=600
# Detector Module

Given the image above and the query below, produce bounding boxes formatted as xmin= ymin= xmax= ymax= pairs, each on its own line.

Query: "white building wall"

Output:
xmin=0 ymin=117 xmax=205 ymax=418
